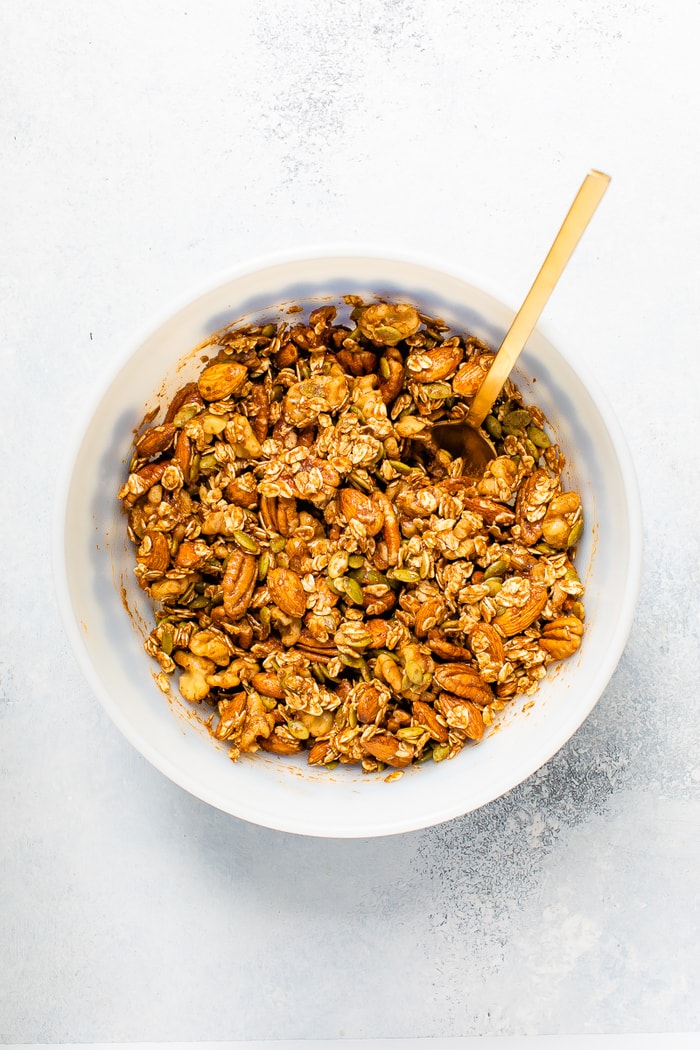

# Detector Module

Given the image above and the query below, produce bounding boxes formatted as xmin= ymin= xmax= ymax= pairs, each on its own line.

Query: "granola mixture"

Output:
xmin=118 ymin=299 xmax=586 ymax=773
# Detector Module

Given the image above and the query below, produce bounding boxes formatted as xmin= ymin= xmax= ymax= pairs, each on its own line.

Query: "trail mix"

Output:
xmin=118 ymin=298 xmax=586 ymax=774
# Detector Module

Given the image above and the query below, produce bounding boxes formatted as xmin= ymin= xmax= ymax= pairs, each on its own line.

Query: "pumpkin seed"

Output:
xmin=233 ymin=529 xmax=261 ymax=555
xmin=258 ymin=550 xmax=270 ymax=582
xmin=484 ymin=414 xmax=503 ymax=440
xmin=485 ymin=578 xmax=502 ymax=597
xmin=343 ymin=577 xmax=365 ymax=606
xmin=379 ymin=356 xmax=391 ymax=379
xmin=503 ymin=408 xmax=532 ymax=430
xmin=484 ymin=557 xmax=509 ymax=580
xmin=397 ymin=725 xmax=426 ymax=741
xmin=527 ymin=424 xmax=551 ymax=449
xmin=389 ymin=568 xmax=420 ymax=584
xmin=288 ymin=720 xmax=310 ymax=740
xmin=347 ymin=554 xmax=365 ymax=569
xmin=172 ymin=403 xmax=200 ymax=426
xmin=423 ymin=381 xmax=452 ymax=400
xmin=160 ymin=629 xmax=173 ymax=656
xmin=388 ymin=459 xmax=413 ymax=475
xmin=567 ymin=519 xmax=584 ymax=547
xmin=432 ymin=743 xmax=451 ymax=762
xmin=199 ymin=453 xmax=217 ymax=472
xmin=261 ymin=323 xmax=277 ymax=337
xmin=270 ymin=536 xmax=287 ymax=553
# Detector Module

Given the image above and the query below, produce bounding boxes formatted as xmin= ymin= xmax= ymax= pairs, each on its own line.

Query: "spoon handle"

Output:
xmin=466 ymin=169 xmax=611 ymax=429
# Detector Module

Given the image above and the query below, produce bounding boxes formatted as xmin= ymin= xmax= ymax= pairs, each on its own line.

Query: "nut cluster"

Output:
xmin=118 ymin=298 xmax=585 ymax=775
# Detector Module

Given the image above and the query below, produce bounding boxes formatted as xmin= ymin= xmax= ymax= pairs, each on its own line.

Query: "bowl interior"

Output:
xmin=56 ymin=253 xmax=641 ymax=837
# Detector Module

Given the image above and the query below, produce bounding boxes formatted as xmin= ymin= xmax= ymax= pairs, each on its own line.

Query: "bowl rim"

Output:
xmin=52 ymin=244 xmax=643 ymax=836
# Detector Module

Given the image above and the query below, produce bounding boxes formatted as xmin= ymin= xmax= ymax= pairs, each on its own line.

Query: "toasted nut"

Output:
xmin=267 ymin=567 xmax=307 ymax=618
xmin=451 ymin=353 xmax=496 ymax=396
xmin=222 ymin=550 xmax=258 ymax=620
xmin=338 ymin=488 xmax=385 ymax=537
xmin=259 ymin=728 xmax=304 ymax=755
xmin=174 ymin=539 xmax=208 ymax=570
xmin=363 ymin=734 xmax=415 ymax=768
xmin=197 ymin=361 xmax=248 ymax=401
xmin=251 ymin=671 xmax=285 ymax=699
xmin=358 ymin=302 xmax=421 ymax=345
xmin=412 ymin=700 xmax=449 ymax=742
xmin=426 ymin=631 xmax=473 ymax=662
xmin=136 ymin=530 xmax=170 ymax=574
xmin=435 ymin=692 xmax=485 ymax=740
xmin=135 ymin=424 xmax=176 ymax=459
xmin=377 ymin=348 xmax=405 ymax=403
xmin=468 ymin=623 xmax=505 ymax=666
xmin=355 ymin=683 xmax=385 ymax=724
xmin=542 ymin=491 xmax=582 ymax=549
xmin=212 ymin=692 xmax=247 ymax=740
xmin=307 ymin=739 xmax=334 ymax=765
xmin=173 ymin=650 xmax=216 ymax=703
xmin=539 ymin=615 xmax=584 ymax=660
xmin=414 ymin=597 xmax=447 ymax=639
xmin=432 ymin=663 xmax=493 ymax=706
xmin=163 ymin=382 xmax=204 ymax=424
xmin=493 ymin=584 xmax=548 ymax=636
xmin=407 ymin=340 xmax=463 ymax=382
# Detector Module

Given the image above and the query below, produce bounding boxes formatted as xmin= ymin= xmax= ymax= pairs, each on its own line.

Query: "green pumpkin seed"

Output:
xmin=260 ymin=694 xmax=278 ymax=711
xmin=388 ymin=460 xmax=413 ymax=475
xmin=172 ymin=403 xmax=201 ymax=426
xmin=347 ymin=554 xmax=365 ymax=569
xmin=485 ymin=578 xmax=502 ymax=596
xmin=397 ymin=725 xmax=426 ymax=741
xmin=483 ymin=558 xmax=509 ymax=580
xmin=270 ymin=536 xmax=287 ymax=553
xmin=288 ymin=720 xmax=310 ymax=740
xmin=484 ymin=414 xmax=503 ymax=440
xmin=423 ymin=381 xmax=452 ymax=400
xmin=188 ymin=453 xmax=201 ymax=484
xmin=567 ymin=519 xmax=584 ymax=547
xmin=258 ymin=551 xmax=270 ymax=582
xmin=199 ymin=453 xmax=217 ymax=472
xmin=432 ymin=744 xmax=451 ymax=762
xmin=503 ymin=408 xmax=532 ymax=430
xmin=527 ymin=424 xmax=551 ymax=449
xmin=389 ymin=568 xmax=420 ymax=584
xmin=343 ymin=577 xmax=365 ymax=605
xmin=233 ymin=529 xmax=261 ymax=555
xmin=189 ymin=595 xmax=210 ymax=610
xmin=261 ymin=323 xmax=277 ymax=338
xmin=160 ymin=629 xmax=173 ymax=656
xmin=379 ymin=356 xmax=391 ymax=379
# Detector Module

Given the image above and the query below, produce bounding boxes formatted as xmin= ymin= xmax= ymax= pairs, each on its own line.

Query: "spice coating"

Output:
xmin=118 ymin=299 xmax=585 ymax=773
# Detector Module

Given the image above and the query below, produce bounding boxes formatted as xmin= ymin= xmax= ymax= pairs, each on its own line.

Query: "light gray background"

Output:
xmin=2 ymin=0 xmax=698 ymax=1041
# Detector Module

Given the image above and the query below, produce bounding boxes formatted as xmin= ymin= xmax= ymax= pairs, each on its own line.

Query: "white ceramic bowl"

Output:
xmin=55 ymin=250 xmax=642 ymax=838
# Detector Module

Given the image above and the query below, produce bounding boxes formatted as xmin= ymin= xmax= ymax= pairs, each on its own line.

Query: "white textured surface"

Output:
xmin=1 ymin=0 xmax=698 ymax=1042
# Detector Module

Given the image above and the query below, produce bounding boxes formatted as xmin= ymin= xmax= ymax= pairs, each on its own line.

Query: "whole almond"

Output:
xmin=363 ymin=734 xmax=414 ymax=768
xmin=267 ymin=567 xmax=307 ymax=619
xmin=338 ymin=488 xmax=384 ymax=537
xmin=197 ymin=361 xmax=248 ymax=401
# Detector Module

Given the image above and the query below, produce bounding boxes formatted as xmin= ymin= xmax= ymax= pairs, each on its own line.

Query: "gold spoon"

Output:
xmin=432 ymin=169 xmax=611 ymax=475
